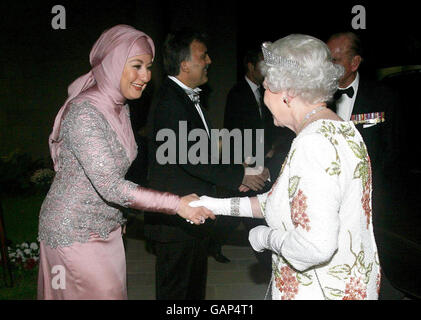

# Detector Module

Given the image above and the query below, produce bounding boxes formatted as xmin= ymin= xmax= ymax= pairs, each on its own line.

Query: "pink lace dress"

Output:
xmin=37 ymin=101 xmax=180 ymax=299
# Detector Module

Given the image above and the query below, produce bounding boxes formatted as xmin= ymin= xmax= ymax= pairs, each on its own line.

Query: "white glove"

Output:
xmin=249 ymin=226 xmax=286 ymax=253
xmin=189 ymin=196 xmax=253 ymax=218
xmin=248 ymin=225 xmax=272 ymax=252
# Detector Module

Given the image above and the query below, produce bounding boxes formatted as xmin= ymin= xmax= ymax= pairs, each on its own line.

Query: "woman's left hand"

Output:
xmin=178 ymin=194 xmax=216 ymax=225
xmin=249 ymin=225 xmax=272 ymax=252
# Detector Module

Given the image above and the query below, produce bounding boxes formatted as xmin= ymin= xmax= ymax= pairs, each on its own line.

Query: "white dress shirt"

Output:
xmin=244 ymin=75 xmax=265 ymax=148
xmin=245 ymin=76 xmax=263 ymax=118
xmin=168 ymin=76 xmax=210 ymax=137
xmin=336 ymin=72 xmax=359 ymax=121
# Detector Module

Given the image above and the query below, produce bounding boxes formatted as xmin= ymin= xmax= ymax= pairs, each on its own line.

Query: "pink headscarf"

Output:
xmin=49 ymin=25 xmax=155 ymax=171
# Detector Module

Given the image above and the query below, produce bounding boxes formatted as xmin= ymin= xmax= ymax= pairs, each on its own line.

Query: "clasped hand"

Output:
xmin=177 ymin=194 xmax=216 ymax=225
xmin=240 ymin=167 xmax=270 ymax=192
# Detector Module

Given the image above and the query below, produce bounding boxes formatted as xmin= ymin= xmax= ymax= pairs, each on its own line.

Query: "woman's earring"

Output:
xmin=283 ymin=97 xmax=290 ymax=107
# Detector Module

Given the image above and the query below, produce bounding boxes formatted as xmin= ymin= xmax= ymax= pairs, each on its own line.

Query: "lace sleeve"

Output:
xmin=63 ymin=103 xmax=180 ymax=214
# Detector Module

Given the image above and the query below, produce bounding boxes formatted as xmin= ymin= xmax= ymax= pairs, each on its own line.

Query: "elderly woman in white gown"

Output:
xmin=191 ymin=34 xmax=380 ymax=300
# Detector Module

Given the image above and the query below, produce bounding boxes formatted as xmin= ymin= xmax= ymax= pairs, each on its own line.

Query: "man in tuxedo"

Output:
xmin=212 ymin=48 xmax=294 ymax=269
xmin=224 ymin=48 xmax=294 ymax=180
xmin=144 ymin=28 xmax=268 ymax=300
xmin=327 ymin=32 xmax=403 ymax=299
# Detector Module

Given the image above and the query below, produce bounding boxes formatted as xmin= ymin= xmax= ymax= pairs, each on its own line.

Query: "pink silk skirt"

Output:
xmin=37 ymin=226 xmax=127 ymax=300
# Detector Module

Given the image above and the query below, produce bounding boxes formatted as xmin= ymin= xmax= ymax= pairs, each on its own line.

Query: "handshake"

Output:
xmin=179 ymin=195 xmax=278 ymax=254
xmin=177 ymin=194 xmax=216 ymax=225
xmin=176 ymin=166 xmax=269 ymax=225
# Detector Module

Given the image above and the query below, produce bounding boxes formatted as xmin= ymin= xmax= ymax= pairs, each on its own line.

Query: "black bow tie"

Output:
xmin=191 ymin=93 xmax=200 ymax=104
xmin=184 ymin=89 xmax=201 ymax=104
xmin=334 ymin=87 xmax=354 ymax=100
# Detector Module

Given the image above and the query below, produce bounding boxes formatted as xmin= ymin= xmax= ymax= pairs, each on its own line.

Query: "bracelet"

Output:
xmin=230 ymin=198 xmax=240 ymax=216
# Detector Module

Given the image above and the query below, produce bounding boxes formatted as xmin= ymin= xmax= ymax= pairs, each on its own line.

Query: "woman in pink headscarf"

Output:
xmin=37 ymin=25 xmax=214 ymax=300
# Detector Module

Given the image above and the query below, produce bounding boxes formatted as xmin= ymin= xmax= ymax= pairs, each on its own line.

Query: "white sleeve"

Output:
xmin=189 ymin=196 xmax=253 ymax=218
xmin=274 ymin=135 xmax=341 ymax=271
xmin=256 ymin=191 xmax=269 ymax=217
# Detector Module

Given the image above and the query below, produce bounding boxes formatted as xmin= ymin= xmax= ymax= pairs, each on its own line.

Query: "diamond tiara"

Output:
xmin=261 ymin=41 xmax=301 ymax=70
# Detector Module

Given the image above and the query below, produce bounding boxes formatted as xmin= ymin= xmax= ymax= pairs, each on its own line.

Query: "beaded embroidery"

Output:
xmin=230 ymin=198 xmax=241 ymax=216
xmin=38 ymin=101 xmax=137 ymax=248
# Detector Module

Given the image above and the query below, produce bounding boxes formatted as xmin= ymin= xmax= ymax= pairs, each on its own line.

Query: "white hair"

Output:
xmin=259 ymin=34 xmax=344 ymax=104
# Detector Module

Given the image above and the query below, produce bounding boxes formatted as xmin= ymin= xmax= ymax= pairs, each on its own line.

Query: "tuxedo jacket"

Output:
xmin=224 ymin=78 xmax=294 ymax=194
xmin=144 ymin=77 xmax=244 ymax=242
xmin=330 ymin=76 xmax=401 ymax=194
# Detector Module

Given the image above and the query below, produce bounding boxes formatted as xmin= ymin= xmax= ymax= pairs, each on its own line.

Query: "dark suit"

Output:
xmin=329 ymin=76 xmax=400 ymax=208
xmin=351 ymin=77 xmax=399 ymax=187
xmin=329 ymin=75 xmax=403 ymax=299
xmin=144 ymin=77 xmax=244 ymax=299
xmin=214 ymin=78 xmax=294 ymax=268
xmin=224 ymin=78 xmax=294 ymax=184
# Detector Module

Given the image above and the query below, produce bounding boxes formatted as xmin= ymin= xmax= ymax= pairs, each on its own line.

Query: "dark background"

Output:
xmin=1 ymin=0 xmax=420 ymax=161
xmin=1 ymin=0 xmax=420 ymax=298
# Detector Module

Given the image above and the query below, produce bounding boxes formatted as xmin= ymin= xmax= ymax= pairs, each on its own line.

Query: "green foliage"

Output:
xmin=0 ymin=265 xmax=38 ymax=299
xmin=0 ymin=195 xmax=43 ymax=299
xmin=0 ymin=149 xmax=55 ymax=197
xmin=0 ymin=149 xmax=43 ymax=195
xmin=1 ymin=194 xmax=43 ymax=245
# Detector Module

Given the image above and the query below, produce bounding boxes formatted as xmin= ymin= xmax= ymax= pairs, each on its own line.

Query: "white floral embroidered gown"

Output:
xmin=258 ymin=119 xmax=380 ymax=300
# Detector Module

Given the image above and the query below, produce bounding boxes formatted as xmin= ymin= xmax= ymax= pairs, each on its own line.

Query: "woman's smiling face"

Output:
xmin=120 ymin=54 xmax=153 ymax=100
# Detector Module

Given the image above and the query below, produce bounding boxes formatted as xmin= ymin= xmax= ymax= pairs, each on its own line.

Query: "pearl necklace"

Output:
xmin=298 ymin=105 xmax=326 ymax=133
